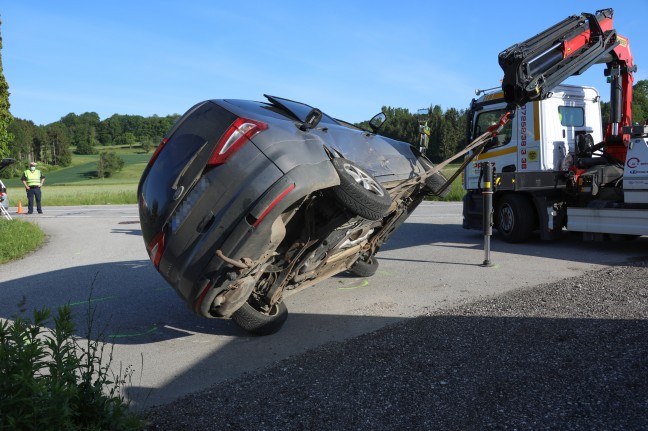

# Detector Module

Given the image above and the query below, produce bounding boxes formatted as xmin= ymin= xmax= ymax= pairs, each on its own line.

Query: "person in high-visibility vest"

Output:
xmin=21 ymin=162 xmax=46 ymax=214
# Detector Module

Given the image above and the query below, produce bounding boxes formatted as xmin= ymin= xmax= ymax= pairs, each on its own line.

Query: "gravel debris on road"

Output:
xmin=145 ymin=260 xmax=648 ymax=430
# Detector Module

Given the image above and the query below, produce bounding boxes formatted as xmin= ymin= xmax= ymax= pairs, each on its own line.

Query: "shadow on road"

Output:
xmin=381 ymin=222 xmax=648 ymax=265
xmin=1 ymin=222 xmax=646 ymax=346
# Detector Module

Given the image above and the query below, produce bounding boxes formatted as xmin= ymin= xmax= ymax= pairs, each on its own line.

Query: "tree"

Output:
xmin=600 ymin=79 xmax=648 ymax=128
xmin=45 ymin=123 xmax=71 ymax=166
xmin=96 ymin=151 xmax=124 ymax=178
xmin=74 ymin=123 xmax=97 ymax=155
xmin=8 ymin=118 xmax=35 ymax=160
xmin=141 ymin=137 xmax=155 ymax=153
xmin=114 ymin=132 xmax=137 ymax=148
xmin=0 ymin=18 xmax=12 ymax=158
xmin=631 ymin=79 xmax=648 ymax=124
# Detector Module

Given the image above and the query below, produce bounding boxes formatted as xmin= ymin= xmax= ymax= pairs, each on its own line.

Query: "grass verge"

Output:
xmin=39 ymin=184 xmax=138 ymax=206
xmin=0 ymin=220 xmax=46 ymax=264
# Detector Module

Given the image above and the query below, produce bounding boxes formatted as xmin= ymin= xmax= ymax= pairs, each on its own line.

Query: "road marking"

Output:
xmin=68 ymin=296 xmax=116 ymax=307
xmin=338 ymin=279 xmax=369 ymax=290
xmin=110 ymin=325 xmax=158 ymax=339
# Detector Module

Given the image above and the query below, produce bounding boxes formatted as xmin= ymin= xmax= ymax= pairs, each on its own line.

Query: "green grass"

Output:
xmin=2 ymin=148 xmax=468 ymax=207
xmin=426 ymin=164 xmax=466 ymax=202
xmin=0 ymin=219 xmax=46 ymax=264
xmin=3 ymin=146 xmax=147 ymax=206
xmin=40 ymin=184 xmax=138 ymax=206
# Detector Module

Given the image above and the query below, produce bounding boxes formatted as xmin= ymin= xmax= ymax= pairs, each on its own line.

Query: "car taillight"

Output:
xmin=146 ymin=138 xmax=168 ymax=169
xmin=208 ymin=117 xmax=267 ymax=166
xmin=146 ymin=230 xmax=166 ymax=269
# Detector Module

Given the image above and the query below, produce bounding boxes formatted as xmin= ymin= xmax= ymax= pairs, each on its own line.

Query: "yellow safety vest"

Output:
xmin=24 ymin=169 xmax=42 ymax=186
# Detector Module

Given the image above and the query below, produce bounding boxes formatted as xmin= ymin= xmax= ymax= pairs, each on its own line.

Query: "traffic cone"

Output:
xmin=17 ymin=200 xmax=24 ymax=214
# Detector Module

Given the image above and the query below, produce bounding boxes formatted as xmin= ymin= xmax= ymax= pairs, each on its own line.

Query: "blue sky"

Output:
xmin=3 ymin=1 xmax=647 ymax=126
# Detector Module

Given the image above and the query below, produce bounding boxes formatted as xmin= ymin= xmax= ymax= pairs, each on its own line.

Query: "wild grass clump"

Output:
xmin=0 ymin=301 xmax=144 ymax=430
xmin=0 ymin=220 xmax=45 ymax=264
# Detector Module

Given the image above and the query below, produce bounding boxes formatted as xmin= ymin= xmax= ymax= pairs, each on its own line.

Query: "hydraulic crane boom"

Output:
xmin=498 ymin=8 xmax=636 ymax=162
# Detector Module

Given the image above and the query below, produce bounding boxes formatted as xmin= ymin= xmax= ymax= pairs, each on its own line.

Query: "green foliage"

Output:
xmin=0 ymin=220 xmax=45 ymax=264
xmin=140 ymin=137 xmax=154 ymax=153
xmin=631 ymin=80 xmax=648 ymax=125
xmin=7 ymin=111 xmax=178 ymax=172
xmin=0 ymin=302 xmax=144 ymax=430
xmin=45 ymin=123 xmax=72 ymax=167
xmin=358 ymin=105 xmax=468 ymax=164
xmin=97 ymin=151 xmax=125 ymax=178
xmin=0 ymin=19 xmax=12 ymax=159
xmin=114 ymin=132 xmax=137 ymax=148
xmin=600 ymin=79 xmax=648 ymax=126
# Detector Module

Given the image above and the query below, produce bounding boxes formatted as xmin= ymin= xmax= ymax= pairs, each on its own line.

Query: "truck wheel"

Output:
xmin=349 ymin=255 xmax=379 ymax=277
xmin=232 ymin=300 xmax=288 ymax=336
xmin=496 ymin=194 xmax=535 ymax=243
xmin=331 ymin=158 xmax=392 ymax=220
xmin=417 ymin=157 xmax=451 ymax=198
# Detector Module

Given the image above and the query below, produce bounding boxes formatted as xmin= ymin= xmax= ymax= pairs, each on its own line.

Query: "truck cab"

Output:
xmin=465 ymin=84 xmax=603 ymax=187
xmin=463 ymin=85 xmax=606 ymax=242
xmin=463 ymin=83 xmax=648 ymax=242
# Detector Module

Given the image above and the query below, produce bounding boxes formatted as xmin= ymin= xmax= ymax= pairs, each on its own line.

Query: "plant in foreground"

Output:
xmin=0 ymin=299 xmax=144 ymax=430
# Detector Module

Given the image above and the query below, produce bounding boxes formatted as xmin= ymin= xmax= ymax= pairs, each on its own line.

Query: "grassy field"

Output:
xmin=3 ymin=146 xmax=148 ymax=206
xmin=2 ymin=146 xmax=466 ymax=207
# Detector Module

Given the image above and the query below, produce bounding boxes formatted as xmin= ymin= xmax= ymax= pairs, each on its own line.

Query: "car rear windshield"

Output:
xmin=139 ymin=101 xmax=236 ymax=241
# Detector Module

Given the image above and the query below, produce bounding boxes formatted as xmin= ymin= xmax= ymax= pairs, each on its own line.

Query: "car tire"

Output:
xmin=418 ymin=157 xmax=451 ymax=198
xmin=331 ymin=158 xmax=391 ymax=220
xmin=349 ymin=255 xmax=379 ymax=277
xmin=232 ymin=301 xmax=288 ymax=336
xmin=496 ymin=193 xmax=535 ymax=243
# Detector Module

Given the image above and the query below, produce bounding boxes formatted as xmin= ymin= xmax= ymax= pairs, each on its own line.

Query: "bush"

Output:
xmin=97 ymin=151 xmax=125 ymax=178
xmin=0 ymin=301 xmax=144 ymax=430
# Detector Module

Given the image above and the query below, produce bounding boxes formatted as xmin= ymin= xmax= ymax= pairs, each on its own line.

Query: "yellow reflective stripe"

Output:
xmin=475 ymin=145 xmax=517 ymax=160
xmin=483 ymin=91 xmax=504 ymax=101
xmin=534 ymin=101 xmax=540 ymax=141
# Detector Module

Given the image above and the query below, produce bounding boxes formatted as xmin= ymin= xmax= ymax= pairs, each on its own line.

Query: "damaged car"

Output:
xmin=138 ymin=95 xmax=448 ymax=335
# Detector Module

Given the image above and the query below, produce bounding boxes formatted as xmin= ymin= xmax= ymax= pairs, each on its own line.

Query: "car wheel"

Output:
xmin=496 ymin=194 xmax=535 ymax=243
xmin=231 ymin=300 xmax=288 ymax=336
xmin=349 ymin=255 xmax=379 ymax=277
xmin=418 ymin=157 xmax=451 ymax=198
xmin=331 ymin=158 xmax=391 ymax=220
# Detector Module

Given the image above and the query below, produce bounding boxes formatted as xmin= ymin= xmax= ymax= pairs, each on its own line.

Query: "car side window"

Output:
xmin=475 ymin=109 xmax=512 ymax=148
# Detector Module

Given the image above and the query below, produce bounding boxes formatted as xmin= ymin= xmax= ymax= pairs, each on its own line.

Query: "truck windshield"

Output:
xmin=475 ymin=109 xmax=513 ymax=148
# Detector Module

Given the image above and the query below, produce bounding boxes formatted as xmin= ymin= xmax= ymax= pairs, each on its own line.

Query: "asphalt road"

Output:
xmin=1 ymin=203 xmax=647 ymax=409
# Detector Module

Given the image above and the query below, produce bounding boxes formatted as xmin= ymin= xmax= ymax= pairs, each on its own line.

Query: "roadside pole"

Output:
xmin=481 ymin=162 xmax=494 ymax=267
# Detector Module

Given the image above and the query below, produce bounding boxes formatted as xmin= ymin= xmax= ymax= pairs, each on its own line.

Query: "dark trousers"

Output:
xmin=26 ymin=187 xmax=42 ymax=213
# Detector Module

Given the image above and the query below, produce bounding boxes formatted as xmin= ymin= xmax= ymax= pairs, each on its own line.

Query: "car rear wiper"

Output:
xmin=171 ymin=140 xmax=209 ymax=191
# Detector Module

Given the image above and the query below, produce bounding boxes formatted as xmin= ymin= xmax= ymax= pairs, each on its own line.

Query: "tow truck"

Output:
xmin=462 ymin=8 xmax=648 ymax=242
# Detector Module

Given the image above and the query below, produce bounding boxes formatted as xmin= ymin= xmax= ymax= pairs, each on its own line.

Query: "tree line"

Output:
xmin=3 ymin=112 xmax=179 ymax=177
xmin=370 ymin=79 xmax=648 ymax=164
xmin=367 ymin=105 xmax=467 ymax=163
xmin=2 ymin=80 xmax=648 ymax=178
